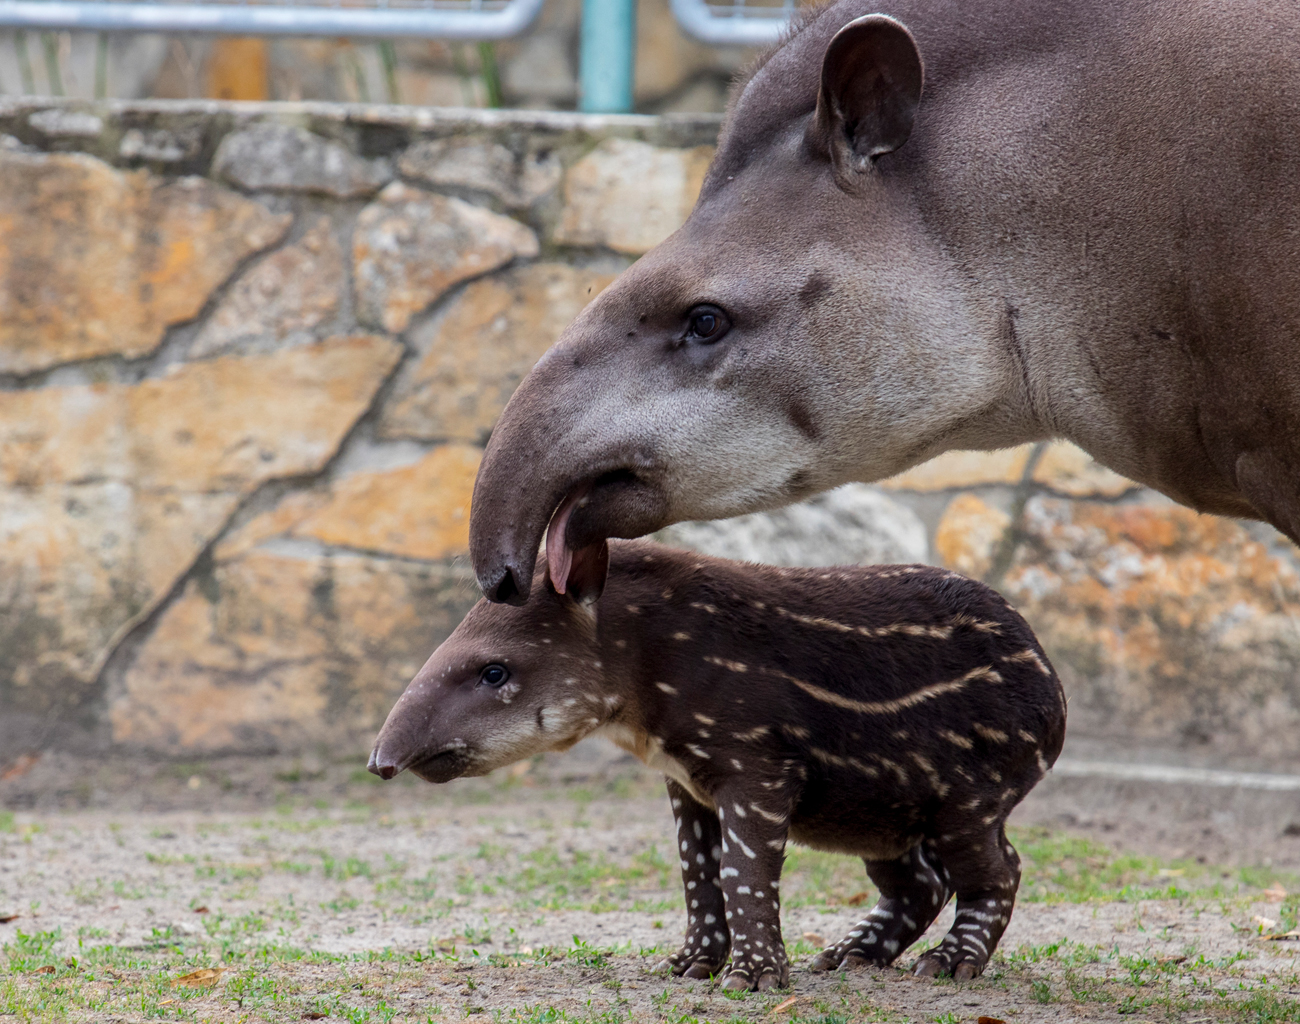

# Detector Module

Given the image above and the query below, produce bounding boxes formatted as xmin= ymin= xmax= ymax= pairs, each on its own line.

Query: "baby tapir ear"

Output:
xmin=544 ymin=487 xmax=610 ymax=606
xmin=810 ymin=14 xmax=924 ymax=178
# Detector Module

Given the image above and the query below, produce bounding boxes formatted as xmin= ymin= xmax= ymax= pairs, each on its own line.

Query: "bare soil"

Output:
xmin=3 ymin=739 xmax=1300 ymax=1022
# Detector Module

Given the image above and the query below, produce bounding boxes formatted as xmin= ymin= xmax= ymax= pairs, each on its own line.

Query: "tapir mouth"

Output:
xmin=477 ymin=462 xmax=668 ymax=605
xmin=407 ymin=749 xmax=469 ymax=784
xmin=367 ymin=743 xmax=470 ymax=784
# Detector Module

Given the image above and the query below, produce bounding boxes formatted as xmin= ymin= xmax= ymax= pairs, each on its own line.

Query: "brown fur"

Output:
xmin=469 ymin=0 xmax=1300 ymax=605
xmin=370 ymin=541 xmax=1066 ymax=988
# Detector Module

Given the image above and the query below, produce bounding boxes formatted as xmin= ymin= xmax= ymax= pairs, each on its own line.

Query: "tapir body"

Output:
xmin=470 ymin=0 xmax=1300 ymax=605
xmin=370 ymin=540 xmax=1066 ymax=989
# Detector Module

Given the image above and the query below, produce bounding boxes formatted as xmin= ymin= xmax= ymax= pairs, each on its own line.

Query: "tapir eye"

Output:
xmin=684 ymin=305 xmax=730 ymax=344
xmin=479 ymin=664 xmax=510 ymax=687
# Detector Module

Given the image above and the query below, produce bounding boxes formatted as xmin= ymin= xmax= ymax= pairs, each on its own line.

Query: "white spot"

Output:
xmin=726 ymin=828 xmax=757 ymax=859
xmin=694 ymin=713 xmax=716 ymax=726
xmin=656 ymin=682 xmax=678 ymax=695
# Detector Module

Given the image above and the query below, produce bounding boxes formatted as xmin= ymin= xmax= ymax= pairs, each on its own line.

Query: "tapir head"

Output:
xmin=472 ymin=6 xmax=1015 ymax=604
xmin=368 ymin=551 xmax=612 ymax=783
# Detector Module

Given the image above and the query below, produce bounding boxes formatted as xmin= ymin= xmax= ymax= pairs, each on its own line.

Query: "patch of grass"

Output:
xmin=1007 ymin=826 xmax=1286 ymax=903
xmin=495 ymin=844 xmax=676 ymax=912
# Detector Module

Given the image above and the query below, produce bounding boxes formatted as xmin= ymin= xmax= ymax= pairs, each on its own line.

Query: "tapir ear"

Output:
xmin=810 ymin=14 xmax=924 ymax=176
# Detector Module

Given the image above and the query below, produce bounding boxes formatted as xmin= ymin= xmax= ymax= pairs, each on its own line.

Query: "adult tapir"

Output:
xmin=471 ymin=0 xmax=1300 ymax=604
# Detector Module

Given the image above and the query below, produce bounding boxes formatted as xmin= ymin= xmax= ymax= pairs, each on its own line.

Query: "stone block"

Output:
xmin=0 ymin=149 xmax=289 ymax=374
xmin=935 ymin=494 xmax=1300 ymax=756
xmin=110 ymin=548 xmax=476 ymax=753
xmin=28 ymin=108 xmax=103 ymax=138
xmin=933 ymin=493 xmax=1011 ymax=579
xmin=880 ymin=441 xmax=1136 ymax=497
xmin=213 ymin=122 xmax=392 ymax=197
xmin=292 ymin=443 xmax=483 ymax=561
xmin=353 ymin=182 xmax=540 ymax=333
xmin=553 ymin=139 xmax=714 ymax=254
xmin=188 ymin=217 xmax=345 ymax=359
xmin=397 ymin=136 xmax=563 ymax=208
xmin=379 ymin=263 xmax=616 ymax=443
xmin=657 ymin=484 xmax=929 ymax=567
xmin=0 ymin=335 xmax=400 ymax=714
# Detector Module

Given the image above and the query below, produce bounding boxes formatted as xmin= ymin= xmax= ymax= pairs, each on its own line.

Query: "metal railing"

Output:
xmin=670 ymin=0 xmax=794 ymax=47
xmin=0 ymin=0 xmax=543 ymax=39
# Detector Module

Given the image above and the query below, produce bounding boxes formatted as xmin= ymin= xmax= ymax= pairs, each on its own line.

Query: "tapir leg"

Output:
xmin=656 ymin=779 xmax=731 ymax=979
xmin=810 ymin=840 xmax=951 ymax=972
xmin=913 ymin=825 xmax=1021 ymax=980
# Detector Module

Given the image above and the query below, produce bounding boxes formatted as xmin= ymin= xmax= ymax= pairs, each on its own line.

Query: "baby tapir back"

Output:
xmin=370 ymin=541 xmax=1065 ymax=990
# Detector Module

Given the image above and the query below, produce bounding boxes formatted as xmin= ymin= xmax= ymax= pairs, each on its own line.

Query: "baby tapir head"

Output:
xmin=368 ymin=533 xmax=613 ymax=784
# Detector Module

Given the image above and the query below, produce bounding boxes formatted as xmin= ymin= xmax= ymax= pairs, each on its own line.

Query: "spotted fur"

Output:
xmin=370 ymin=540 xmax=1066 ymax=990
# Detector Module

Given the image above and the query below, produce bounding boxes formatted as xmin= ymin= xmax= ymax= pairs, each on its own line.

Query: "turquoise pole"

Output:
xmin=579 ymin=0 xmax=636 ymax=113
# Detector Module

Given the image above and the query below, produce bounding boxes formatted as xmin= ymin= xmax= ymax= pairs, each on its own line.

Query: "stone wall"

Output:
xmin=0 ymin=98 xmax=1296 ymax=765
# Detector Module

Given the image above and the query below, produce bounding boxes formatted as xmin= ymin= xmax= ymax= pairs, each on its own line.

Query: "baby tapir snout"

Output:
xmin=368 ymin=580 xmax=612 ymax=784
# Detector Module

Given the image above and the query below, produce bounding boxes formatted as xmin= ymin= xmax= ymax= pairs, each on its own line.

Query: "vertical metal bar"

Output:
xmin=94 ymin=29 xmax=107 ymax=97
xmin=14 ymin=31 xmax=37 ymax=94
xmin=579 ymin=0 xmax=635 ymax=113
xmin=476 ymin=38 xmax=501 ymax=106
xmin=378 ymin=38 xmax=398 ymax=102
xmin=41 ymin=30 xmax=63 ymax=94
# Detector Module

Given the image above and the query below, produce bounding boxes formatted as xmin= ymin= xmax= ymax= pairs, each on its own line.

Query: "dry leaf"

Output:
xmin=801 ymin=932 xmax=826 ymax=946
xmin=173 ymin=967 xmax=228 ymax=988
xmin=844 ymin=892 xmax=871 ymax=907
xmin=1156 ymin=868 xmax=1184 ymax=878
xmin=0 ymin=913 xmax=19 ymax=924
xmin=1252 ymin=915 xmax=1279 ymax=931
xmin=193 ymin=906 xmax=210 ymax=914
xmin=303 ymin=1013 xmax=329 ymax=1020
xmin=1263 ymin=885 xmax=1288 ymax=902
xmin=770 ymin=995 xmax=797 ymax=1013
xmin=978 ymin=1017 xmax=1007 ymax=1024
xmin=1156 ymin=955 xmax=1187 ymax=965
xmin=33 ymin=965 xmax=55 ymax=975
xmin=158 ymin=999 xmax=174 ymax=1006
xmin=1 ymin=753 xmax=40 ymax=782
xmin=1263 ymin=931 xmax=1300 ymax=941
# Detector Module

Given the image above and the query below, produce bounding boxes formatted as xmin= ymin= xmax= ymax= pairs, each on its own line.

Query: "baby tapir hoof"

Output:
xmin=654 ymin=947 xmax=728 ymax=980
xmin=720 ymin=958 xmax=788 ymax=992
xmin=911 ymin=892 xmax=1017 ymax=980
xmin=914 ymin=955 xmax=981 ymax=981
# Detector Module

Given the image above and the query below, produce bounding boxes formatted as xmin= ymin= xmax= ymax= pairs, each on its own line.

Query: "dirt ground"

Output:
xmin=4 ymin=740 xmax=1300 ymax=1022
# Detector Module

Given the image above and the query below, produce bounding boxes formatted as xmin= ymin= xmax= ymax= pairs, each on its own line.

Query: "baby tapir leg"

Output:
xmin=714 ymin=786 xmax=791 ymax=992
xmin=914 ymin=825 xmax=1021 ymax=980
xmin=659 ymin=779 xmax=730 ymax=979
xmin=810 ymin=840 xmax=951 ymax=972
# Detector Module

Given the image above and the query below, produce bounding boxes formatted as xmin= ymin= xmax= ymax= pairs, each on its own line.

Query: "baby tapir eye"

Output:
xmin=479 ymin=664 xmax=510 ymax=687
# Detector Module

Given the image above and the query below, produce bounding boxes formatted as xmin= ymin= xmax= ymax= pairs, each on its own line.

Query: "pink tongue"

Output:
xmin=545 ymin=486 xmax=588 ymax=595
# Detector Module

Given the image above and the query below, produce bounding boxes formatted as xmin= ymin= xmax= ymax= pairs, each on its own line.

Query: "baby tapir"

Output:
xmin=369 ymin=539 xmax=1065 ymax=991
